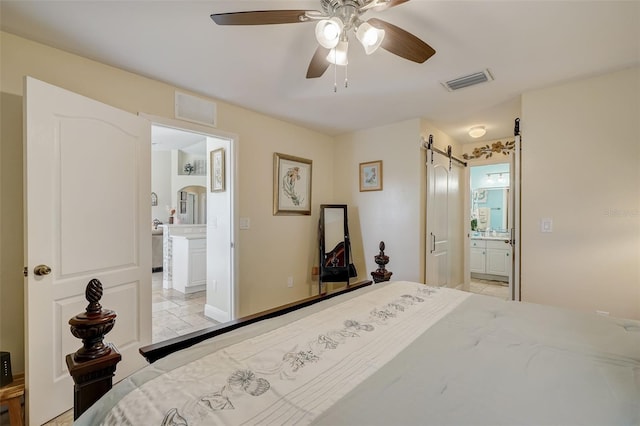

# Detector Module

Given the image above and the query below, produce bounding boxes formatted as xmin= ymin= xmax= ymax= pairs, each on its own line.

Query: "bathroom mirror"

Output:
xmin=318 ymin=204 xmax=353 ymax=290
xmin=472 ymin=187 xmax=509 ymax=232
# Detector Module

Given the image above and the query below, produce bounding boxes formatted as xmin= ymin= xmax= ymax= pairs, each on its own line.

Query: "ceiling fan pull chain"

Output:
xmin=333 ymin=61 xmax=338 ymax=93
xmin=345 ymin=63 xmax=349 ymax=88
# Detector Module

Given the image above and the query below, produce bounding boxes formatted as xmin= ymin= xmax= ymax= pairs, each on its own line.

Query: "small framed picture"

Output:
xmin=211 ymin=148 xmax=225 ymax=192
xmin=359 ymin=160 xmax=383 ymax=192
xmin=273 ymin=152 xmax=312 ymax=215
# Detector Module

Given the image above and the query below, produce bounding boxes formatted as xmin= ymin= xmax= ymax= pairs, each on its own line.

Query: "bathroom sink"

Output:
xmin=152 ymin=228 xmax=163 ymax=235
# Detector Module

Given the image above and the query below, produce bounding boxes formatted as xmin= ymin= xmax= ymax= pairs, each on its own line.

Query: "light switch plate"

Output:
xmin=541 ymin=218 xmax=553 ymax=233
xmin=239 ymin=217 xmax=250 ymax=230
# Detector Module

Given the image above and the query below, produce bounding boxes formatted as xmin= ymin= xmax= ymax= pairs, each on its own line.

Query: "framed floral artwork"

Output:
xmin=359 ymin=160 xmax=383 ymax=192
xmin=273 ymin=152 xmax=312 ymax=215
xmin=211 ymin=148 xmax=225 ymax=192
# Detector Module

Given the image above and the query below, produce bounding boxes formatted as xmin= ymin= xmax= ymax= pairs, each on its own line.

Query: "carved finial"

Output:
xmin=69 ymin=279 xmax=117 ymax=361
xmin=86 ymin=278 xmax=103 ymax=314
xmin=371 ymin=241 xmax=392 ymax=283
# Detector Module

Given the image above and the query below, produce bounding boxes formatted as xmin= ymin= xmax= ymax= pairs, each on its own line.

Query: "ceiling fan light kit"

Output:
xmin=355 ymin=21 xmax=385 ymax=54
xmin=327 ymin=40 xmax=350 ymax=65
xmin=210 ymin=0 xmax=436 ymax=87
xmin=315 ymin=17 xmax=344 ymax=48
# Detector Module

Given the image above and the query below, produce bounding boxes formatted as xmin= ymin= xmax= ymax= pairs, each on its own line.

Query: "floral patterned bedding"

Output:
xmin=77 ymin=281 xmax=640 ymax=426
xmin=79 ymin=282 xmax=469 ymax=425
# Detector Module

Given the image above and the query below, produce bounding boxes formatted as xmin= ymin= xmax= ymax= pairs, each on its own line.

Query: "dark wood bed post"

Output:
xmin=371 ymin=241 xmax=393 ymax=283
xmin=66 ymin=278 xmax=121 ymax=420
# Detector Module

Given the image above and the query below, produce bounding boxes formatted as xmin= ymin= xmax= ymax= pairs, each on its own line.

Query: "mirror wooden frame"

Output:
xmin=318 ymin=204 xmax=353 ymax=293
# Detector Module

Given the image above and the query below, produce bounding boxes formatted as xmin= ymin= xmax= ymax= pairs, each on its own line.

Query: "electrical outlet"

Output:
xmin=287 ymin=276 xmax=294 ymax=288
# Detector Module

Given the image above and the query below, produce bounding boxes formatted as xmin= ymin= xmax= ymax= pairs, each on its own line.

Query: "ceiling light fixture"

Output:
xmin=313 ymin=4 xmax=387 ymax=91
xmin=316 ymin=14 xmax=385 ymax=56
xmin=327 ymin=40 xmax=349 ymax=65
xmin=468 ymin=126 xmax=486 ymax=138
xmin=315 ymin=17 xmax=343 ymax=48
xmin=210 ymin=0 xmax=437 ymax=86
xmin=355 ymin=20 xmax=385 ymax=55
xmin=486 ymin=172 xmax=509 ymax=184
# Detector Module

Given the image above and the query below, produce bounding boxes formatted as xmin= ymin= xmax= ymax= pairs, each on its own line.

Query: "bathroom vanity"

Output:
xmin=470 ymin=236 xmax=511 ymax=282
xmin=171 ymin=234 xmax=206 ymax=294
xmin=161 ymin=224 xmax=206 ymax=293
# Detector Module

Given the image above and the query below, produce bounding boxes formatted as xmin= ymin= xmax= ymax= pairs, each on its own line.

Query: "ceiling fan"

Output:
xmin=210 ymin=0 xmax=436 ymax=79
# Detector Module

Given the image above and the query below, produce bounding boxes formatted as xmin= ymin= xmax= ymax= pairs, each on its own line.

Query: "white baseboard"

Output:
xmin=205 ymin=303 xmax=230 ymax=323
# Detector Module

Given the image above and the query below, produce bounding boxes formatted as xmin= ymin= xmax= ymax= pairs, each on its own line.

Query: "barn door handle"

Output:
xmin=34 ymin=264 xmax=52 ymax=276
xmin=430 ymin=233 xmax=436 ymax=253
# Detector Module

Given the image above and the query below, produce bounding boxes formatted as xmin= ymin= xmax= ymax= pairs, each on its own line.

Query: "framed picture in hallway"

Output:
xmin=211 ymin=148 xmax=225 ymax=192
xmin=273 ymin=152 xmax=312 ymax=215
xmin=359 ymin=160 xmax=383 ymax=192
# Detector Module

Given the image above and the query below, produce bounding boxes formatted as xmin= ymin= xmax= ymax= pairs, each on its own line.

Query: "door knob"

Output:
xmin=34 ymin=264 xmax=52 ymax=276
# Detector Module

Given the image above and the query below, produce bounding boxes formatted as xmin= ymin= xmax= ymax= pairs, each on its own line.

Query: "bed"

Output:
xmin=71 ymin=278 xmax=640 ymax=425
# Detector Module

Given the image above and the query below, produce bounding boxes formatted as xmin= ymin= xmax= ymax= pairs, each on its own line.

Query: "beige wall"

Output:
xmin=331 ymin=118 xmax=468 ymax=292
xmin=0 ymin=91 xmax=24 ymax=373
xmin=520 ymin=67 xmax=639 ymax=319
xmin=0 ymin=32 xmax=335 ymax=372
xmin=334 ymin=119 xmax=427 ymax=283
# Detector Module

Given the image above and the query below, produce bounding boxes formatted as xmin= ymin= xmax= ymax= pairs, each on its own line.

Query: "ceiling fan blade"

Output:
xmin=370 ymin=0 xmax=411 ymax=12
xmin=306 ymin=46 xmax=332 ymax=79
xmin=367 ymin=17 xmax=435 ymax=63
xmin=211 ymin=10 xmax=313 ymax=25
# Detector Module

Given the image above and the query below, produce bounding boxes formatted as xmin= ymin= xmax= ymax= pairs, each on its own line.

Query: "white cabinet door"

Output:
xmin=172 ymin=236 xmax=206 ymax=293
xmin=486 ymin=249 xmax=510 ymax=276
xmin=470 ymin=248 xmax=486 ymax=273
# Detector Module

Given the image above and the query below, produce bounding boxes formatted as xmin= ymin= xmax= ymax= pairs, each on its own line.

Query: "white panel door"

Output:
xmin=24 ymin=77 xmax=151 ymax=425
xmin=426 ymin=151 xmax=450 ymax=286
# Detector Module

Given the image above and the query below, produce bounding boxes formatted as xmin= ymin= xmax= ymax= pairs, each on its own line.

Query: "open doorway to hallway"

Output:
xmin=149 ymin=119 xmax=237 ymax=341
xmin=151 ymin=272 xmax=219 ymax=342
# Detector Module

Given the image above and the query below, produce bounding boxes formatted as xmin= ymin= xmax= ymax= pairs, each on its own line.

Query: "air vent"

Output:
xmin=442 ymin=69 xmax=494 ymax=91
xmin=175 ymin=91 xmax=217 ymax=127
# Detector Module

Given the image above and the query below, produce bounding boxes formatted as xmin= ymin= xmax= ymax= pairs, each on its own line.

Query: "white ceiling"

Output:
xmin=2 ymin=1 xmax=638 ymax=144
xmin=152 ymin=125 xmax=206 ymax=152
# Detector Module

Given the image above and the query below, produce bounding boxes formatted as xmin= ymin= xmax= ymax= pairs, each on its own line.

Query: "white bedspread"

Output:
xmin=102 ymin=282 xmax=469 ymax=425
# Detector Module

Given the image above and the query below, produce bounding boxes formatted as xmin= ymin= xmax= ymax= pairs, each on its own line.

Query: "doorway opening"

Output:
xmin=149 ymin=120 xmax=237 ymax=342
xmin=467 ymin=163 xmax=512 ymax=300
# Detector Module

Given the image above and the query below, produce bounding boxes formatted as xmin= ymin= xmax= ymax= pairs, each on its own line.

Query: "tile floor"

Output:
xmin=151 ymin=272 xmax=220 ymax=343
xmin=469 ymin=278 xmax=511 ymax=300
